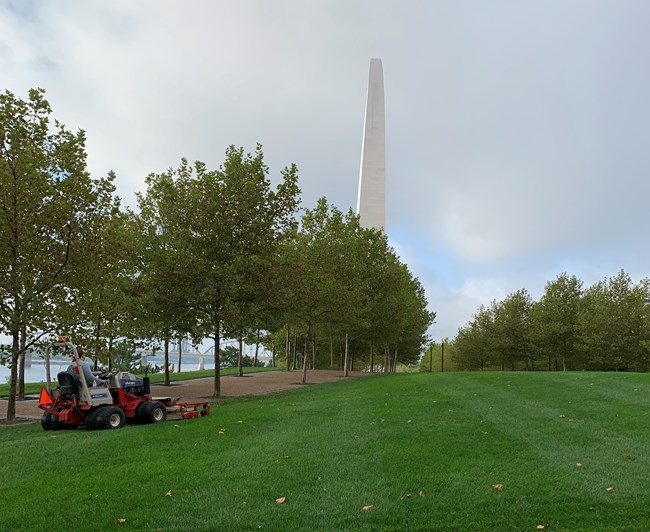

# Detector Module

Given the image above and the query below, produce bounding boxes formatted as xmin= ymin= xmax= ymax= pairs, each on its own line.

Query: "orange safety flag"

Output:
xmin=39 ymin=387 xmax=54 ymax=406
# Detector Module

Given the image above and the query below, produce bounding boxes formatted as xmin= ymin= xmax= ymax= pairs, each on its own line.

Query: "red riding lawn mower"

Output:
xmin=38 ymin=337 xmax=210 ymax=431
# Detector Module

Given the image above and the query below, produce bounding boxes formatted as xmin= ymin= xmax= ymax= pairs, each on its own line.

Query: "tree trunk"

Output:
xmin=164 ymin=337 xmax=170 ymax=386
xmin=5 ymin=331 xmax=20 ymax=421
xmin=383 ymin=345 xmax=389 ymax=373
xmin=370 ymin=342 xmax=374 ymax=373
xmin=343 ymin=332 xmax=350 ymax=377
xmin=178 ymin=337 xmax=182 ymax=373
xmin=213 ymin=326 xmax=221 ymax=397
xmin=107 ymin=337 xmax=114 ymax=373
xmin=18 ymin=325 xmax=26 ymax=400
xmin=238 ymin=336 xmax=244 ymax=377
xmin=45 ymin=344 xmax=52 ymax=392
xmin=301 ymin=332 xmax=309 ymax=384
xmin=292 ymin=333 xmax=298 ymax=370
xmin=330 ymin=340 xmax=334 ymax=369
xmin=311 ymin=333 xmax=316 ymax=369
xmin=253 ymin=329 xmax=260 ymax=367
xmin=285 ymin=325 xmax=290 ymax=371
xmin=271 ymin=343 xmax=276 ymax=368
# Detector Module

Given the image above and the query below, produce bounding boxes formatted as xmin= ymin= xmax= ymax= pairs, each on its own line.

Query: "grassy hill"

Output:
xmin=1 ymin=371 xmax=649 ymax=530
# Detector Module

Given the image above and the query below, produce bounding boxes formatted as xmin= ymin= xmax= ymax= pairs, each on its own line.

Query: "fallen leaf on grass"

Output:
xmin=352 ymin=435 xmax=359 ymax=439
xmin=173 ymin=424 xmax=180 ymax=428
xmin=236 ymin=420 xmax=243 ymax=424
xmin=401 ymin=493 xmax=412 ymax=499
xmin=276 ymin=496 xmax=286 ymax=504
xmin=419 ymin=491 xmax=425 ymax=497
xmin=218 ymin=430 xmax=225 ymax=435
xmin=362 ymin=505 xmax=374 ymax=512
xmin=589 ymin=506 xmax=596 ymax=511
xmin=576 ymin=463 xmax=582 ymax=468
xmin=117 ymin=519 xmax=126 ymax=524
xmin=492 ymin=484 xmax=504 ymax=491
xmin=559 ymin=415 xmax=566 ymax=419
xmin=165 ymin=490 xmax=172 ymax=497
xmin=536 ymin=525 xmax=545 ymax=530
xmin=407 ymin=420 xmax=412 ymax=424
xmin=606 ymin=487 xmax=614 ymax=492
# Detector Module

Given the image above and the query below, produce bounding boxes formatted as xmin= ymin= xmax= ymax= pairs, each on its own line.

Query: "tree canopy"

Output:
xmin=1 ymin=88 xmax=435 ymax=419
xmin=448 ymin=271 xmax=650 ymax=372
xmin=0 ymin=88 xmax=121 ymax=418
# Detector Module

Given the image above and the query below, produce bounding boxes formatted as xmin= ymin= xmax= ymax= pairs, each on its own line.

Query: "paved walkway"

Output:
xmin=1 ymin=369 xmax=373 ymax=422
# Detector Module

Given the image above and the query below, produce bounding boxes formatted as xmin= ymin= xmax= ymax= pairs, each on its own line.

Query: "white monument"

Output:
xmin=356 ymin=58 xmax=385 ymax=231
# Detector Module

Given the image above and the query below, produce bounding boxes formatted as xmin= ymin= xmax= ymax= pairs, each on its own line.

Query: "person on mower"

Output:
xmin=68 ymin=349 xmax=106 ymax=387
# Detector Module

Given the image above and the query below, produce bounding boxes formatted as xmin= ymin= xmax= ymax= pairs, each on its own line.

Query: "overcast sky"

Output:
xmin=2 ymin=0 xmax=650 ymax=342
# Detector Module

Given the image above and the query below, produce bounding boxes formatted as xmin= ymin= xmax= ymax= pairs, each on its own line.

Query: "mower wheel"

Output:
xmin=41 ymin=412 xmax=68 ymax=431
xmin=85 ymin=408 xmax=100 ymax=431
xmin=141 ymin=401 xmax=167 ymax=424
xmin=40 ymin=412 xmax=53 ymax=431
xmin=135 ymin=402 xmax=149 ymax=424
xmin=96 ymin=406 xmax=126 ymax=430
xmin=49 ymin=415 xmax=66 ymax=431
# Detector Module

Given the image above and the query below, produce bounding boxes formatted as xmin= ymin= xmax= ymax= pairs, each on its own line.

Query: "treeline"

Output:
xmin=0 ymin=88 xmax=434 ymax=419
xmin=451 ymin=271 xmax=650 ymax=372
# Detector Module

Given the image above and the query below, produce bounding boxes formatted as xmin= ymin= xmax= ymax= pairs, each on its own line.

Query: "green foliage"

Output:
xmin=108 ymin=340 xmax=140 ymax=372
xmin=0 ymin=88 xmax=121 ymax=418
xmin=453 ymin=271 xmax=650 ymax=371
xmin=279 ymin=199 xmax=434 ymax=377
xmin=135 ymin=145 xmax=301 ymax=395
xmin=2 ymin=372 xmax=650 ymax=530
xmin=1 ymin=91 xmax=434 ymax=410
xmin=530 ymin=273 xmax=583 ymax=371
xmin=219 ymin=344 xmax=265 ymax=368
xmin=418 ymin=338 xmax=457 ymax=372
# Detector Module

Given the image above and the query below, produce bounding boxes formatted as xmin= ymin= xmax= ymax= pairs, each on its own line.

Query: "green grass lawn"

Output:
xmin=1 ymin=372 xmax=649 ymax=531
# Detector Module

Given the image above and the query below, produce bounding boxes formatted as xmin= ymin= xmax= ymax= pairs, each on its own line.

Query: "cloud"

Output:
xmin=2 ymin=0 xmax=650 ymax=342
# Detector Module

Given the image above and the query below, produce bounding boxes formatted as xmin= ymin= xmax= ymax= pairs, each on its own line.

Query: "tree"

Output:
xmin=453 ymin=305 xmax=496 ymax=370
xmin=59 ymin=209 xmax=140 ymax=371
xmin=0 ymin=88 xmax=119 ymax=420
xmin=135 ymin=165 xmax=196 ymax=386
xmin=280 ymin=200 xmax=434 ymax=378
xmin=578 ymin=271 xmax=650 ymax=371
xmin=529 ymin=273 xmax=583 ymax=371
xmin=292 ymin=200 xmax=370 ymax=380
xmin=492 ymin=290 xmax=533 ymax=370
xmin=138 ymin=146 xmax=300 ymax=396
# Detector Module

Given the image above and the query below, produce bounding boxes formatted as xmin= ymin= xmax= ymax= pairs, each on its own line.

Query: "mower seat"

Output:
xmin=57 ymin=372 xmax=81 ymax=399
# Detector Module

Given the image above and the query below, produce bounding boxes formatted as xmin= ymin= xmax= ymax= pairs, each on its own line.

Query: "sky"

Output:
xmin=2 ymin=0 xmax=650 ymax=342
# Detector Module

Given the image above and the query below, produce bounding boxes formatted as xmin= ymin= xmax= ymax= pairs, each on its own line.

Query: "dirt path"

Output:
xmin=1 ymin=369 xmax=372 ymax=422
